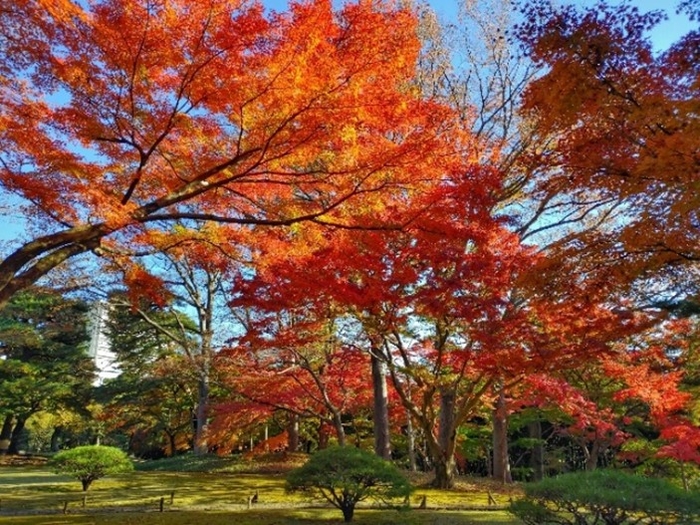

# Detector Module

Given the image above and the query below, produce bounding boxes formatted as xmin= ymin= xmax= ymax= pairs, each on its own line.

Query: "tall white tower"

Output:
xmin=87 ymin=302 xmax=120 ymax=385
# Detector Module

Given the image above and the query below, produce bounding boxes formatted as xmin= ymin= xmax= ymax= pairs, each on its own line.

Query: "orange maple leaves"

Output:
xmin=0 ymin=0 xmax=461 ymax=305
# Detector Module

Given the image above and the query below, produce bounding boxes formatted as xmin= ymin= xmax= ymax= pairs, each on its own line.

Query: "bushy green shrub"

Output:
xmin=50 ymin=445 xmax=134 ymax=491
xmin=509 ymin=469 xmax=700 ymax=524
xmin=286 ymin=446 xmax=411 ymax=522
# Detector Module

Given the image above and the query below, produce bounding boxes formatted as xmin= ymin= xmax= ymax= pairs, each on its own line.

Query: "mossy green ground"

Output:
xmin=0 ymin=455 xmax=520 ymax=524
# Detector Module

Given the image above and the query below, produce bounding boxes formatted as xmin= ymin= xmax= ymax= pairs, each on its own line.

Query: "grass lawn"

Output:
xmin=0 ymin=455 xmax=521 ymax=524
xmin=0 ymin=509 xmax=518 ymax=525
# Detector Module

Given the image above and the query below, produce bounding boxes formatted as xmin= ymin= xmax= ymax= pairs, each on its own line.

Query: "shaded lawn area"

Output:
xmin=0 ymin=463 xmax=521 ymax=524
xmin=0 ymin=509 xmax=518 ymax=525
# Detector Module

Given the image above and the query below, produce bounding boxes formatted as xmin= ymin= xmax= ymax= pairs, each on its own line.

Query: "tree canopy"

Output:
xmin=0 ymin=0 xmax=465 ymax=305
xmin=0 ymin=0 xmax=698 ymax=498
xmin=0 ymin=288 xmax=94 ymax=454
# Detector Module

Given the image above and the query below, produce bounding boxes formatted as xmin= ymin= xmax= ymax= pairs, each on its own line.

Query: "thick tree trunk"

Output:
xmin=0 ymin=414 xmax=13 ymax=454
xmin=8 ymin=415 xmax=27 ymax=455
xmin=287 ymin=414 xmax=300 ymax=452
xmin=50 ymin=426 xmax=63 ymax=453
xmin=341 ymin=503 xmax=355 ymax=522
xmin=492 ymin=387 xmax=512 ymax=484
xmin=438 ymin=390 xmax=456 ymax=456
xmin=528 ymin=420 xmax=544 ymax=481
xmin=432 ymin=390 xmax=457 ymax=488
xmin=371 ymin=353 xmax=391 ymax=459
xmin=584 ymin=441 xmax=600 ymax=471
xmin=191 ymin=269 xmax=217 ymax=456
xmin=318 ymin=420 xmax=329 ymax=449
xmin=432 ymin=454 xmax=457 ymax=489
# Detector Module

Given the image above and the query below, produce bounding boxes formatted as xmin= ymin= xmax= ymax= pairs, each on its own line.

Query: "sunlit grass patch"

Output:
xmin=0 ymin=466 xmax=305 ymax=514
xmin=0 ymin=461 xmax=522 ymax=524
xmin=404 ymin=472 xmax=520 ymax=509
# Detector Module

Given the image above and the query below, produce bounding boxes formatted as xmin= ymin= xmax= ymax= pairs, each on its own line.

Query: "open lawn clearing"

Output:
xmin=0 ymin=463 xmax=521 ymax=523
xmin=0 ymin=466 xmax=299 ymax=513
xmin=0 ymin=466 xmax=516 ymax=512
xmin=0 ymin=508 xmax=519 ymax=524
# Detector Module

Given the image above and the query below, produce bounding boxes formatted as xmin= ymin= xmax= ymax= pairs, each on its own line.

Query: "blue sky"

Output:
xmin=583 ymin=0 xmax=695 ymax=51
xmin=0 ymin=0 xmax=695 ymax=252
xmin=261 ymin=0 xmax=694 ymax=52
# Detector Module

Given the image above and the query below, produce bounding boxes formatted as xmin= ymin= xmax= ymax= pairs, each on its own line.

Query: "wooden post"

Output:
xmin=487 ymin=491 xmax=497 ymax=506
xmin=159 ymin=497 xmax=165 ymax=512
xmin=63 ymin=501 xmax=69 ymax=514
xmin=82 ymin=495 xmax=87 ymax=507
xmin=418 ymin=495 xmax=427 ymax=509
xmin=170 ymin=490 xmax=175 ymax=504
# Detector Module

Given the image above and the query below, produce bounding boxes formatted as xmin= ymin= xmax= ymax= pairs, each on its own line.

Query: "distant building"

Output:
xmin=87 ymin=302 xmax=120 ymax=385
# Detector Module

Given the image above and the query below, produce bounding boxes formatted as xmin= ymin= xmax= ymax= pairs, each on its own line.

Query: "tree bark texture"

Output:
xmin=371 ymin=353 xmax=391 ymax=460
xmin=528 ymin=420 xmax=545 ymax=481
xmin=492 ymin=387 xmax=513 ymax=484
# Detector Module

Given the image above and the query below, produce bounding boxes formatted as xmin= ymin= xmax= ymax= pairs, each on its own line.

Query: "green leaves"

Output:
xmin=0 ymin=288 xmax=94 ymax=417
xmin=287 ymin=446 xmax=411 ymax=522
xmin=510 ymin=469 xmax=700 ymax=525
xmin=50 ymin=445 xmax=134 ymax=491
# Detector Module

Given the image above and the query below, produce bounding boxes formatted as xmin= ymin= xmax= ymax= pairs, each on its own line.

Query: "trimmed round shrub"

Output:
xmin=50 ymin=445 xmax=134 ymax=491
xmin=286 ymin=446 xmax=411 ymax=522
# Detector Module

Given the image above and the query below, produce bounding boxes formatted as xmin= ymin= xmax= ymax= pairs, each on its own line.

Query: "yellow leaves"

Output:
xmin=337 ymin=123 xmax=360 ymax=161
